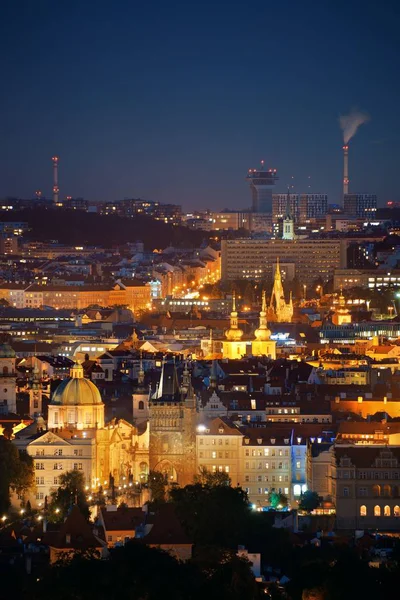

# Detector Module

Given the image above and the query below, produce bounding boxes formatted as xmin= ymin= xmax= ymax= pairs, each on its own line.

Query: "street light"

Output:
xmin=303 ymin=284 xmax=307 ymax=300
xmin=316 ymin=285 xmax=323 ymax=299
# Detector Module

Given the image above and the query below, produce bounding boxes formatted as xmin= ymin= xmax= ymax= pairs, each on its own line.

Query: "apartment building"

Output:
xmin=333 ymin=446 xmax=400 ymax=531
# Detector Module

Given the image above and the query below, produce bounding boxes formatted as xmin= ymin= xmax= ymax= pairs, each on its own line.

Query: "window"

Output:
xmin=35 ymin=477 xmax=44 ymax=485
xmin=74 ymin=449 xmax=83 ymax=456
xmin=35 ymin=462 xmax=44 ymax=470
xmin=212 ymin=451 xmax=217 ymax=459
xmin=343 ymin=487 xmax=349 ymax=497
xmin=394 ymin=505 xmax=400 ymax=516
xmin=138 ymin=400 xmax=144 ymax=410
xmin=54 ymin=477 xmax=59 ymax=485
xmin=384 ymin=505 xmax=391 ymax=517
xmin=108 ymin=535 xmax=112 ymax=542
xmin=225 ymin=466 xmax=229 ymax=473
xmin=199 ymin=439 xmax=204 ymax=445
xmin=264 ymin=449 xmax=269 ymax=457
xmin=36 ymin=492 xmax=44 ymax=500
xmin=54 ymin=463 xmax=63 ymax=470
xmin=360 ymin=505 xmax=367 ymax=517
xmin=54 ymin=449 xmax=62 ymax=456
xmin=296 ymin=461 xmax=301 ymax=469
xmin=35 ymin=449 xmax=44 ymax=456
xmin=245 ymin=449 xmax=249 ymax=456
xmin=245 ymin=475 xmax=249 ymax=482
xmin=359 ymin=487 xmax=367 ymax=497
xmin=374 ymin=505 xmax=381 ymax=517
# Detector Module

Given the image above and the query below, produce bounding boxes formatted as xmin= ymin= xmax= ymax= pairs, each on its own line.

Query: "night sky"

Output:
xmin=0 ymin=0 xmax=399 ymax=209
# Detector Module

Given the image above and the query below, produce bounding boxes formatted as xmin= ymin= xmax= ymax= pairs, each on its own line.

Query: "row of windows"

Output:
xmin=36 ymin=462 xmax=83 ymax=471
xmin=245 ymin=461 xmax=290 ymax=470
xmin=340 ymin=471 xmax=400 ymax=480
xmin=245 ymin=449 xmax=290 ymax=457
xmin=35 ymin=449 xmax=83 ymax=457
xmin=245 ymin=487 xmax=290 ymax=496
xmin=360 ymin=505 xmax=400 ymax=517
xmin=36 ymin=476 xmax=60 ymax=485
xmin=245 ymin=475 xmax=289 ymax=483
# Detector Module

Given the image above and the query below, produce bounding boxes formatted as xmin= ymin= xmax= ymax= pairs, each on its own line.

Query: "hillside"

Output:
xmin=1 ymin=209 xmax=207 ymax=249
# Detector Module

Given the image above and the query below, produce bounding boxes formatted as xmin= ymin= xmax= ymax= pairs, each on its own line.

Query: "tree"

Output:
xmin=194 ymin=466 xmax=231 ymax=487
xmin=299 ymin=491 xmax=320 ymax=513
xmin=268 ymin=491 xmax=288 ymax=510
xmin=0 ymin=437 xmax=34 ymax=512
xmin=148 ymin=470 xmax=166 ymax=504
xmin=48 ymin=470 xmax=89 ymax=521
xmin=170 ymin=483 xmax=250 ymax=548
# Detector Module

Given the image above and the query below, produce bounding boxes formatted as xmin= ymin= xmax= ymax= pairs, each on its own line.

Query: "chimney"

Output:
xmin=343 ymin=145 xmax=349 ymax=198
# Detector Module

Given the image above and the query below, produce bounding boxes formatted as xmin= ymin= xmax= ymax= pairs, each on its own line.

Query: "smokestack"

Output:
xmin=343 ymin=145 xmax=349 ymax=197
xmin=52 ymin=156 xmax=59 ymax=204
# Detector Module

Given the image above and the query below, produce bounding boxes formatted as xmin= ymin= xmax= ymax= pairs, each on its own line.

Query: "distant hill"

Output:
xmin=1 ymin=209 xmax=207 ymax=249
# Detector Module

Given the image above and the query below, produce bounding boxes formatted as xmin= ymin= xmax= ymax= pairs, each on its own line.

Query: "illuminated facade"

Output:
xmin=267 ymin=260 xmax=293 ymax=323
xmin=251 ymin=291 xmax=276 ymax=358
xmin=222 ymin=294 xmax=247 ymax=359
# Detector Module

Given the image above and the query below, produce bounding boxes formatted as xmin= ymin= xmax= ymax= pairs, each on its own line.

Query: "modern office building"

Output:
xmin=299 ymin=194 xmax=328 ymax=221
xmin=343 ymin=194 xmax=377 ymax=219
xmin=221 ymin=238 xmax=347 ymax=284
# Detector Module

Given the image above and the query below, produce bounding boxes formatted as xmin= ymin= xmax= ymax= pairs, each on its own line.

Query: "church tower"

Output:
xmin=282 ymin=187 xmax=295 ymax=240
xmin=252 ymin=291 xmax=276 ymax=358
xmin=149 ymin=359 xmax=197 ymax=487
xmin=267 ymin=259 xmax=294 ymax=323
xmin=332 ymin=288 xmax=352 ymax=325
xmin=29 ymin=360 xmax=43 ymax=418
xmin=132 ymin=354 xmax=149 ymax=425
xmin=222 ymin=292 xmax=247 ymax=359
xmin=0 ymin=344 xmax=17 ymax=414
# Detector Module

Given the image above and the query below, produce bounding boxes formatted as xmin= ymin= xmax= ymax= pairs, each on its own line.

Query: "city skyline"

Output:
xmin=0 ymin=1 xmax=399 ymax=209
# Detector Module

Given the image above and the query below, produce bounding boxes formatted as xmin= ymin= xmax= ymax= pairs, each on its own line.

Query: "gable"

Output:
xmin=29 ymin=431 xmax=73 ymax=447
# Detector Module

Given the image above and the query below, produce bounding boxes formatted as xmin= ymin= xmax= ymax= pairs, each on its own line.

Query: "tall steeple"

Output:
xmin=254 ymin=291 xmax=271 ymax=341
xmin=268 ymin=259 xmax=293 ymax=323
xmin=225 ymin=291 xmax=244 ymax=341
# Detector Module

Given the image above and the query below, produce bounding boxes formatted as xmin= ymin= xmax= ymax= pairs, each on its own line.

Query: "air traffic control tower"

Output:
xmin=246 ymin=161 xmax=278 ymax=213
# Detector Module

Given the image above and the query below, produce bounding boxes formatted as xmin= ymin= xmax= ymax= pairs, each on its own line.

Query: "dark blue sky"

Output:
xmin=0 ymin=0 xmax=399 ymax=209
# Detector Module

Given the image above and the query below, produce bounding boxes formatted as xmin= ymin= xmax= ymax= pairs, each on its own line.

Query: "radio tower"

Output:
xmin=52 ymin=156 xmax=59 ymax=204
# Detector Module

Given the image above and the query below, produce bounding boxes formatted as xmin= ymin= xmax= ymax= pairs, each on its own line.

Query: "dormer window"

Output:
xmin=218 ymin=427 xmax=224 ymax=434
xmin=284 ymin=438 xmax=289 ymax=444
xmin=271 ymin=438 xmax=276 ymax=444
xmin=297 ymin=437 xmax=302 ymax=444
xmin=244 ymin=438 xmax=250 ymax=445
xmin=257 ymin=438 xmax=262 ymax=445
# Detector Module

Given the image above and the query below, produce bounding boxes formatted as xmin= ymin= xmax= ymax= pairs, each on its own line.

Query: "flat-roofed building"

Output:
xmin=221 ymin=238 xmax=347 ymax=284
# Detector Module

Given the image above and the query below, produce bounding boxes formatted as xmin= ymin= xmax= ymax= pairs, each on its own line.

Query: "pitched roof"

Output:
xmin=100 ymin=506 xmax=144 ymax=532
xmin=46 ymin=505 xmax=103 ymax=550
xmin=144 ymin=504 xmax=192 ymax=545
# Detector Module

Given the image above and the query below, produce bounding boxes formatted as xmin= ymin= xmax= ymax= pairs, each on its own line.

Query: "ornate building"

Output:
xmin=149 ymin=360 xmax=197 ymax=486
xmin=267 ymin=259 xmax=293 ymax=323
xmin=13 ymin=362 xmax=149 ymax=509
xmin=222 ymin=293 xmax=247 ymax=359
xmin=28 ymin=361 xmax=44 ymax=418
xmin=332 ymin=289 xmax=352 ymax=326
xmin=252 ymin=291 xmax=276 ymax=359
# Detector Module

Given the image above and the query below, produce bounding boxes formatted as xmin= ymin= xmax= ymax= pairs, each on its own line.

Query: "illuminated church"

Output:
xmin=251 ymin=291 xmax=276 ymax=359
xmin=267 ymin=259 xmax=293 ymax=323
xmin=13 ymin=362 xmax=149 ymax=509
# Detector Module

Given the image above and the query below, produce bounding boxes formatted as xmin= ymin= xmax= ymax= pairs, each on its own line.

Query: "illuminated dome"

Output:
xmin=0 ymin=343 xmax=16 ymax=358
xmin=52 ymin=363 xmax=103 ymax=406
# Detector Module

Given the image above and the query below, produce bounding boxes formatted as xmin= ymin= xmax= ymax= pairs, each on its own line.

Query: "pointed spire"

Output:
xmin=232 ymin=290 xmax=236 ymax=313
xmin=261 ymin=290 xmax=267 ymax=314
xmin=138 ymin=350 xmax=145 ymax=387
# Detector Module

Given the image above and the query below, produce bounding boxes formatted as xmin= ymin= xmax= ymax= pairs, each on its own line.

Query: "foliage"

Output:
xmin=28 ymin=540 xmax=259 ymax=600
xmin=4 ymin=208 xmax=206 ymax=249
xmin=194 ymin=466 xmax=231 ymax=487
xmin=48 ymin=470 xmax=89 ymax=521
xmin=299 ymin=491 xmax=320 ymax=513
xmin=268 ymin=491 xmax=288 ymax=509
xmin=0 ymin=437 xmax=34 ymax=512
xmin=170 ymin=483 xmax=250 ymax=548
xmin=148 ymin=470 xmax=167 ymax=504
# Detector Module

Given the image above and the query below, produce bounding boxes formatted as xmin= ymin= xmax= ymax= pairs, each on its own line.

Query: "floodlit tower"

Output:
xmin=246 ymin=160 xmax=279 ymax=213
xmin=52 ymin=156 xmax=59 ymax=204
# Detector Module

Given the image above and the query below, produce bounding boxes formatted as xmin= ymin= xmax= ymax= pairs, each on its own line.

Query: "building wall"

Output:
xmin=221 ymin=239 xmax=347 ymax=284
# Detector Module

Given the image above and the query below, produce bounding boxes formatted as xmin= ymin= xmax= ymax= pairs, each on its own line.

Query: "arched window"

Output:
xmin=360 ymin=505 xmax=367 ymax=517
xmin=374 ymin=505 xmax=381 ymax=517
xmin=383 ymin=485 xmax=392 ymax=497
xmin=384 ymin=505 xmax=391 ymax=517
xmin=139 ymin=462 xmax=148 ymax=475
xmin=138 ymin=400 xmax=144 ymax=411
xmin=394 ymin=505 xmax=400 ymax=517
xmin=372 ymin=485 xmax=381 ymax=497
xmin=2 ymin=366 xmax=8 ymax=375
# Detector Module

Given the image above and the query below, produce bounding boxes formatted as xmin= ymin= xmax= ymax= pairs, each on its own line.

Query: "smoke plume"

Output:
xmin=339 ymin=109 xmax=370 ymax=144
